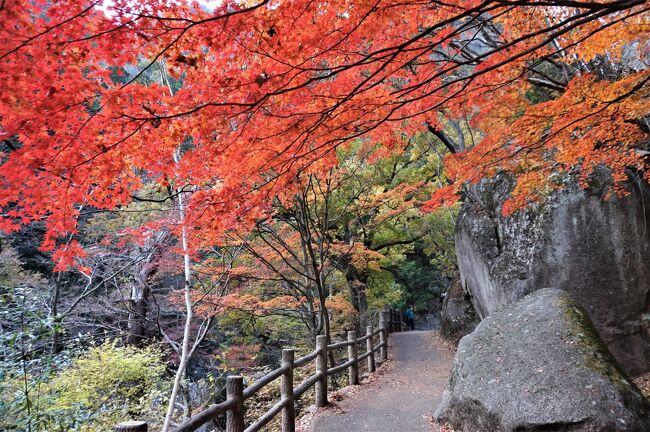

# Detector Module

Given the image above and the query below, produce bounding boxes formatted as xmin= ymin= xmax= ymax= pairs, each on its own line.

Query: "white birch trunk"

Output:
xmin=161 ymin=150 xmax=193 ymax=432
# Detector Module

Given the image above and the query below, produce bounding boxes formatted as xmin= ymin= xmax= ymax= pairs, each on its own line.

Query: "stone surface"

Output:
xmin=435 ymin=289 xmax=650 ymax=432
xmin=440 ymin=276 xmax=480 ymax=342
xmin=455 ymin=171 xmax=650 ymax=375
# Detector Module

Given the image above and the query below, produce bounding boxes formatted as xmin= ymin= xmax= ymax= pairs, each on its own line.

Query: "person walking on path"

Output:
xmin=405 ymin=306 xmax=415 ymax=330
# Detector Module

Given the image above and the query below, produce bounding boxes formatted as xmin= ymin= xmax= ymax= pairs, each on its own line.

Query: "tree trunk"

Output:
xmin=358 ymin=287 xmax=368 ymax=329
xmin=127 ymin=284 xmax=149 ymax=345
xmin=345 ymin=266 xmax=368 ymax=332
xmin=49 ymin=274 xmax=63 ymax=355
xmin=162 ymin=151 xmax=194 ymax=432
xmin=126 ymin=251 xmax=161 ymax=346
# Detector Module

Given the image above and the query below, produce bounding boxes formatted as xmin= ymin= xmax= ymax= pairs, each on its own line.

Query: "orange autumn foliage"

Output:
xmin=1 ymin=0 xmax=648 ymax=267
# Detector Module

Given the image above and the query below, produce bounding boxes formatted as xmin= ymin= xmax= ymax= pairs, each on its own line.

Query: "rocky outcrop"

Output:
xmin=435 ymin=289 xmax=650 ymax=432
xmin=440 ymin=276 xmax=479 ymax=342
xmin=455 ymin=171 xmax=650 ymax=375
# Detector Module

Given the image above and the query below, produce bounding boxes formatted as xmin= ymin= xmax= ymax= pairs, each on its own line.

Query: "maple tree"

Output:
xmin=1 ymin=0 xmax=648 ymax=271
xmin=220 ymin=138 xmax=453 ymax=338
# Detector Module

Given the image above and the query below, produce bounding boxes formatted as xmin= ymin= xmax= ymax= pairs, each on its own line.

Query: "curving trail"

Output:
xmin=311 ymin=331 xmax=453 ymax=432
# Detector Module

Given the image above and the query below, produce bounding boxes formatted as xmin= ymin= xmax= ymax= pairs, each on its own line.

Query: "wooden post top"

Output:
xmin=113 ymin=421 xmax=147 ymax=432
xmin=282 ymin=348 xmax=295 ymax=362
xmin=227 ymin=375 xmax=244 ymax=388
xmin=226 ymin=375 xmax=244 ymax=399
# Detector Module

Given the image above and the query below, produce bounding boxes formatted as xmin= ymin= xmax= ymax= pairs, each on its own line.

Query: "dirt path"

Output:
xmin=310 ymin=331 xmax=453 ymax=432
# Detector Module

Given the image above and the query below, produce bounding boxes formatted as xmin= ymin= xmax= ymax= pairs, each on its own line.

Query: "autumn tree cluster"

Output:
xmin=1 ymin=0 xmax=647 ymax=264
xmin=1 ymin=0 xmax=648 ymax=429
xmin=0 ymin=136 xmax=455 ymax=430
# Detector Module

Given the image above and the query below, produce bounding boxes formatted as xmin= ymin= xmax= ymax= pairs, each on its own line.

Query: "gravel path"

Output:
xmin=310 ymin=331 xmax=453 ymax=432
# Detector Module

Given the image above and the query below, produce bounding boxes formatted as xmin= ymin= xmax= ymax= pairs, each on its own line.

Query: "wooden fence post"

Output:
xmin=315 ymin=335 xmax=328 ymax=408
xmin=113 ymin=421 xmax=147 ymax=432
xmin=393 ymin=309 xmax=402 ymax=332
xmin=379 ymin=311 xmax=388 ymax=362
xmin=226 ymin=376 xmax=244 ymax=432
xmin=347 ymin=331 xmax=358 ymax=385
xmin=384 ymin=306 xmax=393 ymax=333
xmin=281 ymin=349 xmax=295 ymax=432
xmin=366 ymin=325 xmax=375 ymax=373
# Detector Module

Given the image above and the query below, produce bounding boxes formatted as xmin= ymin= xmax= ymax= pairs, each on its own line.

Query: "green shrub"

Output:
xmin=2 ymin=341 xmax=168 ymax=431
xmin=47 ymin=341 xmax=167 ymax=431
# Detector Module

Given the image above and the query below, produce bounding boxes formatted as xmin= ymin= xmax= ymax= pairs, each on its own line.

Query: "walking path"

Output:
xmin=310 ymin=331 xmax=453 ymax=432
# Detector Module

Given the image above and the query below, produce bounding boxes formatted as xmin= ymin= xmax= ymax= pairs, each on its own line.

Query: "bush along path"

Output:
xmin=310 ymin=331 xmax=453 ymax=432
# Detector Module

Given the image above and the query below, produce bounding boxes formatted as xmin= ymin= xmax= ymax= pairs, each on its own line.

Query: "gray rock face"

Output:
xmin=435 ymin=289 xmax=650 ymax=432
xmin=455 ymin=171 xmax=650 ymax=375
xmin=441 ymin=276 xmax=480 ymax=342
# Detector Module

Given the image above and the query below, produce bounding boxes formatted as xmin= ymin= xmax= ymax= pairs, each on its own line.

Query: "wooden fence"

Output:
xmin=114 ymin=309 xmax=404 ymax=432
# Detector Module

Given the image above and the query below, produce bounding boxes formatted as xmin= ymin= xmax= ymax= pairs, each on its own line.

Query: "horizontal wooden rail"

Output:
xmin=355 ymin=333 xmax=371 ymax=343
xmin=356 ymin=349 xmax=374 ymax=363
xmin=173 ymin=399 xmax=235 ymax=432
xmin=242 ymin=365 xmax=288 ymax=400
xmin=327 ymin=339 xmax=353 ymax=350
xmin=245 ymin=398 xmax=287 ymax=432
xmin=293 ymin=348 xmax=319 ymax=367
xmin=117 ymin=308 xmax=405 ymax=432
xmin=326 ymin=357 xmax=357 ymax=376
xmin=293 ymin=371 xmax=323 ymax=399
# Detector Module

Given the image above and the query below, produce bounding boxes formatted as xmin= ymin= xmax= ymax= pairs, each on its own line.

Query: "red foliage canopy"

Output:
xmin=1 ymin=0 xmax=648 ymax=268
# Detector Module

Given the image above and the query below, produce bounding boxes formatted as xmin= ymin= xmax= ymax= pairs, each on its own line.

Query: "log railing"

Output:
xmin=114 ymin=309 xmax=403 ymax=432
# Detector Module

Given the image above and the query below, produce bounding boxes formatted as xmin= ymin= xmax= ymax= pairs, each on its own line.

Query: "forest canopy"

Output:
xmin=1 ymin=0 xmax=647 ymax=267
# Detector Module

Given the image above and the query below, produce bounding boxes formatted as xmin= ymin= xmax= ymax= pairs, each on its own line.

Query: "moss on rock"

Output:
xmin=558 ymin=296 xmax=632 ymax=390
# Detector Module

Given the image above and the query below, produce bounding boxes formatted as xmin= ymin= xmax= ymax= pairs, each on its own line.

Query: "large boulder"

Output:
xmin=455 ymin=171 xmax=650 ymax=375
xmin=435 ymin=289 xmax=650 ymax=432
xmin=440 ymin=275 xmax=480 ymax=342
